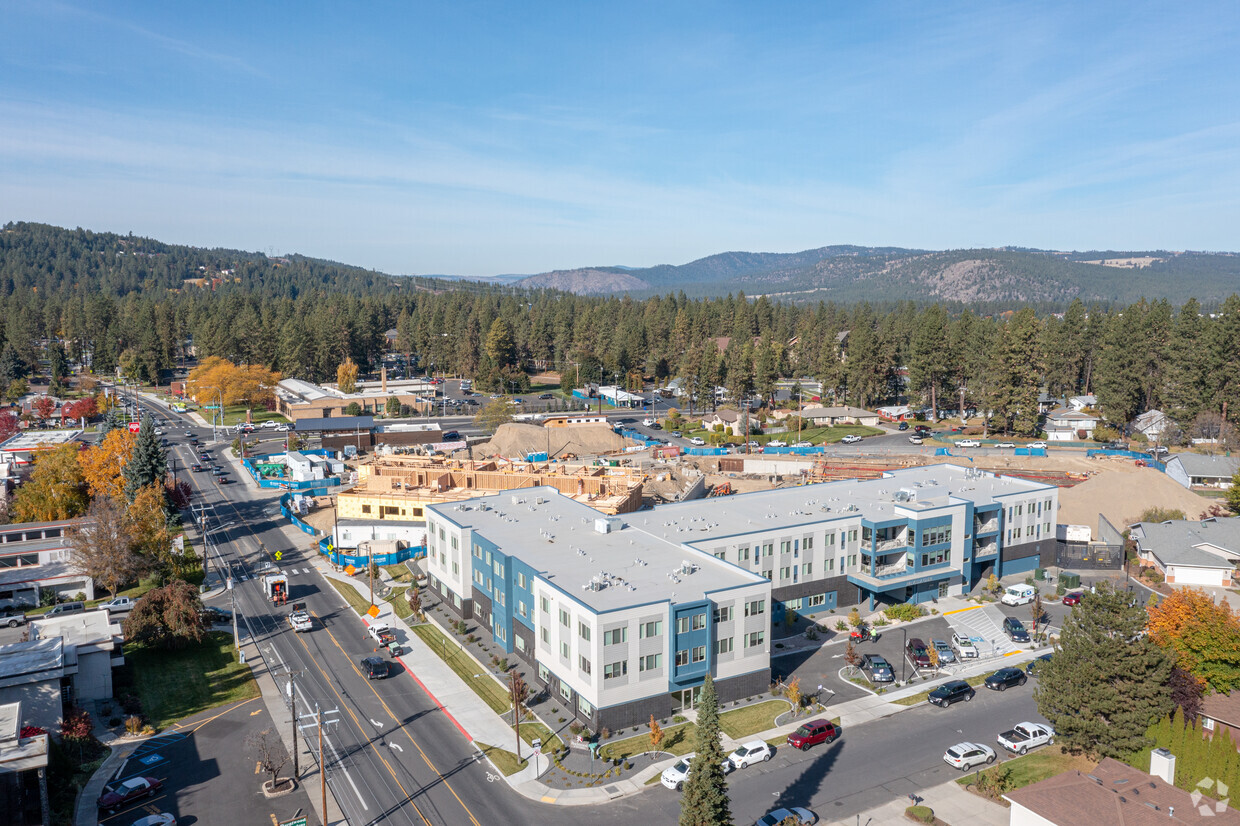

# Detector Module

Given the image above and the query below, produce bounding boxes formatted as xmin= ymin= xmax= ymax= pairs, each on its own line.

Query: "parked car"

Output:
xmin=260 ymin=421 xmax=277 ymax=429
xmin=1003 ymin=616 xmax=1031 ymax=642
xmin=984 ymin=667 xmax=1028 ymax=691
xmin=994 ymin=442 xmax=1016 ymax=449
xmin=275 ymin=424 xmax=290 ymax=432
xmin=538 ymin=393 xmax=554 ymax=400
xmin=943 ymin=742 xmax=995 ymax=771
xmin=755 ymin=808 xmax=817 ymax=826
xmin=131 ymin=814 xmax=176 ymax=826
xmin=840 ymin=434 xmax=862 ymax=444
xmin=1062 ymin=592 xmax=1083 ymax=606
xmin=99 ymin=596 xmax=135 ymax=613
xmin=786 ymin=719 xmax=838 ymax=751
xmin=957 ymin=439 xmax=980 ymax=448
xmin=200 ymin=607 xmax=232 ymax=625
xmin=97 ymin=776 xmax=163 ymax=813
xmin=360 ymin=656 xmax=389 ymax=679
xmin=727 ymin=740 xmax=774 ymax=768
xmin=932 ymin=639 xmax=957 ymax=664
xmin=908 ymin=435 xmax=923 ymax=444
xmin=861 ymin=653 xmax=894 ymax=683
xmin=48 ymin=601 xmax=85 ymax=616
xmin=1000 ymin=584 xmax=1036 ymax=605
xmin=689 ymin=437 xmax=706 ymax=446
xmin=997 ymin=722 xmax=1055 ymax=755
xmin=915 ymin=425 xmax=932 ymax=435
xmin=793 ymin=440 xmax=813 ymax=448
xmin=906 ymin=637 xmax=932 ymax=669
xmin=767 ymin=440 xmax=787 ymax=448
xmin=928 ymin=680 xmax=975 ymax=707
xmin=898 ymin=422 xmax=910 ymax=431
xmin=0 ymin=609 xmax=28 ymax=627
xmin=1029 ymin=441 xmax=1048 ymax=449
xmin=1026 ymin=653 xmax=1053 ymax=676
xmin=660 ymin=754 xmax=734 ymax=790
xmin=671 ymin=431 xmax=682 ymax=438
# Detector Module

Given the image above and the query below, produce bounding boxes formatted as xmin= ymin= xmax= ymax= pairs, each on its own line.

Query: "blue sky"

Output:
xmin=2 ymin=1 xmax=1238 ymax=276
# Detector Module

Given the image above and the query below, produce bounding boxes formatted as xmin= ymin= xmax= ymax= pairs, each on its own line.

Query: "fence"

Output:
xmin=242 ymin=449 xmax=345 ymax=489
xmin=1085 ymin=449 xmax=1166 ymax=471
xmin=278 ymin=492 xmax=426 ymax=566
xmin=1055 ymin=540 xmax=1123 ymax=570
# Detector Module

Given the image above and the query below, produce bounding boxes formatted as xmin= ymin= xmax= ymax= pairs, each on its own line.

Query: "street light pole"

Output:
xmin=901 ymin=626 xmax=908 ymax=683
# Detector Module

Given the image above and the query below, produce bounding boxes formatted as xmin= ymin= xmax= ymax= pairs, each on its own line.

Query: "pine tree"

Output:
xmin=678 ymin=674 xmax=732 ymax=826
xmin=123 ymin=415 xmax=168 ymax=503
xmin=1035 ymin=581 xmax=1173 ymax=758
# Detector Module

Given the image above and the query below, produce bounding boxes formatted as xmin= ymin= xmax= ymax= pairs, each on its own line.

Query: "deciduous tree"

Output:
xmin=78 ymin=428 xmax=136 ymax=501
xmin=474 ymin=399 xmax=515 ymax=434
xmin=648 ymin=715 xmax=664 ymax=755
xmin=122 ymin=580 xmax=205 ymax=650
xmin=68 ymin=496 xmax=141 ymax=598
xmin=678 ymin=674 xmax=732 ymax=826
xmin=1035 ymin=582 xmax=1173 ymax=758
xmin=1147 ymin=587 xmax=1240 ymax=694
xmin=11 ymin=442 xmax=88 ymax=522
xmin=337 ymin=356 xmax=359 ymax=394
xmin=32 ymin=396 xmax=55 ymax=421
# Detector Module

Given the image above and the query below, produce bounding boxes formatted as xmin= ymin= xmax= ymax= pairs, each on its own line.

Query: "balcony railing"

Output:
xmin=974 ymin=518 xmax=999 ymax=534
xmin=874 ymin=560 xmax=909 ymax=578
xmin=974 ymin=541 xmax=998 ymax=556
xmin=876 ymin=535 xmax=909 ymax=552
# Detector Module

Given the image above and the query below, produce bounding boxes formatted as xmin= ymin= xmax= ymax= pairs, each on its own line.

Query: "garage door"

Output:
xmin=1169 ymin=566 xmax=1223 ymax=586
xmin=1002 ymin=555 xmax=1039 ymax=577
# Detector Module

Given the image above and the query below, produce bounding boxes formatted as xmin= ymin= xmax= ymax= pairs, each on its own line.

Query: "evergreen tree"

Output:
xmin=678 ymin=674 xmax=732 ymax=826
xmin=123 ymin=415 xmax=168 ymax=503
xmin=908 ymin=305 xmax=950 ymax=415
xmin=0 ymin=342 xmax=27 ymax=385
xmin=1035 ymin=582 xmax=1173 ymax=758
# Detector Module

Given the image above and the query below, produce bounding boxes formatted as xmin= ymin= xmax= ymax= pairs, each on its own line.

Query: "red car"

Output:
xmin=1062 ymin=592 xmax=1083 ymax=606
xmin=97 ymin=775 xmax=162 ymax=812
xmin=786 ymin=719 xmax=838 ymax=751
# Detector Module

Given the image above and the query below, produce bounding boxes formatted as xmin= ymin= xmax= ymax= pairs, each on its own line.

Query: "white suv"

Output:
xmin=689 ymin=437 xmax=706 ymax=446
xmin=952 ymin=632 xmax=978 ymax=658
xmin=660 ymin=754 xmax=733 ymax=790
xmin=727 ymin=740 xmax=774 ymax=769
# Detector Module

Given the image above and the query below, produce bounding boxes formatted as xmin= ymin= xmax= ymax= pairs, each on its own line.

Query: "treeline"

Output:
xmin=2 ymin=223 xmax=1240 ymax=437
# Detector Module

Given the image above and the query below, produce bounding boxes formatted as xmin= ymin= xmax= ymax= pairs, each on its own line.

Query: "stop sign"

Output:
xmin=128 ymin=422 xmax=140 ymax=433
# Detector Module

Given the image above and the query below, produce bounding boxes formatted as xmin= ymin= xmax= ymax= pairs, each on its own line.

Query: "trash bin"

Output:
xmin=1059 ymin=572 xmax=1081 ymax=589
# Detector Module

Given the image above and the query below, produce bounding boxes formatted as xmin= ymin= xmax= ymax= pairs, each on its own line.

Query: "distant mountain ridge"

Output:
xmin=515 ymin=245 xmax=1240 ymax=304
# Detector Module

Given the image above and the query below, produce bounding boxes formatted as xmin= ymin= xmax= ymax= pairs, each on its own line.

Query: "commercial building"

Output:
xmin=424 ymin=464 xmax=1057 ymax=730
xmin=0 ymin=431 xmax=84 ymax=467
xmin=0 ymin=519 xmax=96 ymax=609
xmin=275 ymin=375 xmax=437 ymax=421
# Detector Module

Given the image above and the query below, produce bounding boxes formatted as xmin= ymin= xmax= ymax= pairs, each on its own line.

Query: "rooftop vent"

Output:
xmin=594 ymin=517 xmax=622 ymax=534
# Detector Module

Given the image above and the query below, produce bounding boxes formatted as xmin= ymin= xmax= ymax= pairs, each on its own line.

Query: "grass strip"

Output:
xmin=128 ymin=631 xmax=258 ymax=729
xmin=599 ymin=722 xmax=695 ymax=761
xmin=719 ymin=700 xmax=788 ymax=740
xmin=893 ymin=674 xmax=989 ymax=706
xmin=956 ymin=746 xmax=1095 ymax=804
xmin=327 ymin=578 xmax=375 ymax=617
xmin=476 ymin=742 xmax=528 ymax=776
xmin=410 ymin=623 xmax=512 ymax=714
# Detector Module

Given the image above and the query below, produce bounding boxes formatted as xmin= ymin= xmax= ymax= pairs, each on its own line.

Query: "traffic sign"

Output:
xmin=128 ymin=422 xmax=141 ymax=433
xmin=274 ymin=551 xmax=283 ymax=561
xmin=279 ymin=819 xmax=307 ymax=826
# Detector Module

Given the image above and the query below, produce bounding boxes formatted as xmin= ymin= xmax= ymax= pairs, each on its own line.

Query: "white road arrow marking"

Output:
xmin=370 ymin=718 xmax=382 ymax=727
xmin=390 ymin=743 xmax=403 ymax=753
xmin=830 ymin=654 xmax=843 ymax=659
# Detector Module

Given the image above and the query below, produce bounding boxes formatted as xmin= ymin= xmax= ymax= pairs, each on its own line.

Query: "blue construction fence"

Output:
xmin=1085 ymin=449 xmax=1166 ymax=471
xmin=614 ymin=426 xmax=662 ymax=447
xmin=278 ymin=492 xmax=426 ymax=566
xmin=242 ymin=449 xmax=344 ymax=490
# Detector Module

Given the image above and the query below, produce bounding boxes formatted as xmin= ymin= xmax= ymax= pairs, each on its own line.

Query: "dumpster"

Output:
xmin=1058 ymin=572 xmax=1081 ymax=589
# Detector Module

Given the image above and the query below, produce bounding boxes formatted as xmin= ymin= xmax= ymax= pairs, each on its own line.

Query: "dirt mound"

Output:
xmin=1057 ymin=465 xmax=1219 ymax=529
xmin=473 ymin=423 xmax=635 ymax=459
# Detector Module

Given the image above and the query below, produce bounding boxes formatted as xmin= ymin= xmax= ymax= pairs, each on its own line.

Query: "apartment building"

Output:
xmin=424 ymin=464 xmax=1057 ymax=729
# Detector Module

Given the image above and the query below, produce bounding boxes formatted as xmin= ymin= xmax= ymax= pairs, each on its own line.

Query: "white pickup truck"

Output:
xmin=997 ymin=722 xmax=1054 ymax=755
xmin=287 ymin=609 xmax=312 ymax=632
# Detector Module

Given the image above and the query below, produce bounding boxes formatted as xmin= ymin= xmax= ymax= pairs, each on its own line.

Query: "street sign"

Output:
xmin=128 ymin=422 xmax=141 ymax=433
xmin=274 ymin=551 xmax=283 ymax=561
xmin=279 ymin=819 xmax=307 ymax=826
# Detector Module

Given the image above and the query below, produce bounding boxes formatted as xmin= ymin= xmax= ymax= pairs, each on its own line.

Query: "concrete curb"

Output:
xmin=73 ymin=741 xmax=141 ymax=826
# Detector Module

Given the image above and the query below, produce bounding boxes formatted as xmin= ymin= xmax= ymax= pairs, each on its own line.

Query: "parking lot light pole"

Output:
xmin=901 ymin=626 xmax=908 ymax=683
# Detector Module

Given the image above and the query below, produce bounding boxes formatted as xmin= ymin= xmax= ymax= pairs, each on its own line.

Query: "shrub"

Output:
xmin=872 ymin=616 xmax=889 ymax=627
xmin=884 ymin=603 xmax=926 ymax=622
xmin=125 ymin=715 xmax=144 ymax=735
xmin=673 ymin=715 xmax=687 ymax=723
xmin=805 ymin=627 xmax=818 ymax=640
xmin=906 ymin=805 xmax=935 ymax=823
xmin=1143 ymin=568 xmax=1166 ymax=584
xmin=835 ymin=620 xmax=848 ymax=631
xmin=74 ymin=591 xmax=87 ymax=602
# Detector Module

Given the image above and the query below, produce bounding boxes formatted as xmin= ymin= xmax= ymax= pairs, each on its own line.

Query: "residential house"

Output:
xmin=1200 ymin=690 xmax=1240 ymax=745
xmin=800 ymin=406 xmax=881 ymax=427
xmin=1068 ymin=394 xmax=1097 ymax=412
xmin=1129 ymin=517 xmax=1240 ymax=588
xmin=1043 ymin=407 xmax=1100 ymax=442
xmin=875 ymin=405 xmax=912 ymax=422
xmin=1005 ymin=755 xmax=1240 ymax=825
xmin=1132 ymin=409 xmax=1173 ymax=441
xmin=1166 ymin=454 xmax=1239 ymax=490
xmin=701 ymin=409 xmax=743 ymax=435
xmin=1036 ymin=392 xmax=1060 ymax=415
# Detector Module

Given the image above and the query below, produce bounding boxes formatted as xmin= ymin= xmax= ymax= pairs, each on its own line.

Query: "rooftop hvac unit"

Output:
xmin=594 ymin=516 xmax=622 ymax=534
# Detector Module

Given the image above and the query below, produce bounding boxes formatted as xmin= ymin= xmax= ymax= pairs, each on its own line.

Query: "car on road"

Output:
xmin=767 ymin=440 xmax=787 ymax=448
xmin=442 ymin=431 xmax=461 ymax=441
xmin=727 ymin=740 xmax=774 ymax=769
xmin=288 ymin=609 xmax=312 ymax=632
xmin=786 ymin=719 xmax=838 ymax=750
xmin=994 ymin=442 xmax=1016 ymax=449
xmin=861 ymin=653 xmax=894 ymax=683
xmin=275 ymin=424 xmax=290 ymax=432
xmin=97 ymin=776 xmax=163 ymax=813
xmin=755 ymin=807 xmax=817 ymax=826
xmin=1026 ymin=653 xmax=1053 ymax=676
xmin=1003 ymin=617 xmax=1031 ymax=642
xmin=538 ymin=393 xmax=554 ymax=400
xmin=898 ymin=421 xmax=910 ymax=431
xmin=99 ymin=596 xmax=135 ymax=613
xmin=793 ymin=441 xmax=813 ymax=448
xmin=260 ymin=421 xmax=277 ymax=428
xmin=840 ymin=434 xmax=862 ymax=444
xmin=1029 ymin=441 xmax=1048 ymax=449
xmin=997 ymin=722 xmax=1054 ymax=755
xmin=932 ymin=639 xmax=957 ymax=664
xmin=360 ymin=656 xmax=389 ymax=679
xmin=689 ymin=437 xmax=706 ymax=446
xmin=928 ymin=680 xmax=975 ymax=707
xmin=1062 ymin=592 xmax=1082 ymax=606
xmin=906 ymin=637 xmax=932 ymax=669
xmin=671 ymin=431 xmax=682 ymax=438
xmin=984 ymin=667 xmax=1028 ymax=691
xmin=0 ymin=609 xmax=28 ymax=627
xmin=943 ymin=742 xmax=995 ymax=771
xmin=191 ymin=463 xmax=203 ymax=472
xmin=908 ymin=435 xmax=923 ymax=444
xmin=957 ymin=439 xmax=980 ymax=448
xmin=660 ymin=754 xmax=734 ymax=790
xmin=211 ymin=467 xmax=225 ymax=476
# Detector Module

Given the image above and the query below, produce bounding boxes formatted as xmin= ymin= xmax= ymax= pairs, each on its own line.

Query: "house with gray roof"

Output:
xmin=1043 ymin=406 xmax=1100 ymax=442
xmin=1129 ymin=517 xmax=1240 ymax=588
xmin=1166 ymin=453 xmax=1239 ymax=490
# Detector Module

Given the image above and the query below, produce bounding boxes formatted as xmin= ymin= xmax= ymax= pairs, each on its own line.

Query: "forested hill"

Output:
xmin=0 ymin=221 xmax=470 ymax=300
xmin=517 ymin=246 xmax=1240 ymax=305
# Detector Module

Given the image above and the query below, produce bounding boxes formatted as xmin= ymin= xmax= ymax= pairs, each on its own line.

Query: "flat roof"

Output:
xmin=0 ymin=430 xmax=85 ymax=451
xmin=0 ymin=638 xmax=64 ymax=690
xmin=430 ymin=487 xmax=766 ymax=612
xmin=635 ymin=464 xmax=1053 ymax=546
xmin=294 ymin=416 xmax=374 ymax=432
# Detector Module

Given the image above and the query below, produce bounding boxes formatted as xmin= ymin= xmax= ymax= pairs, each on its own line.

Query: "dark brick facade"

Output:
xmin=593 ymin=667 xmax=773 ymax=733
xmin=773 ymin=573 xmax=865 ymax=610
xmin=1000 ymin=538 xmax=1056 ymax=570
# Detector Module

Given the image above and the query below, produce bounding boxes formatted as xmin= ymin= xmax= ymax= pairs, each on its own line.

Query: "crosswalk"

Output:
xmin=942 ymin=604 xmax=1017 ymax=659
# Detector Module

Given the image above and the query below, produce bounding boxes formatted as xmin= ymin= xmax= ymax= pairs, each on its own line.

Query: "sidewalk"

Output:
xmin=821 ymin=777 xmax=1008 ymax=826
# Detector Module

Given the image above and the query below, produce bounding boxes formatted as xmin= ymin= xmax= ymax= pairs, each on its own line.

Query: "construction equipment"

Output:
xmin=263 ymin=573 xmax=289 ymax=606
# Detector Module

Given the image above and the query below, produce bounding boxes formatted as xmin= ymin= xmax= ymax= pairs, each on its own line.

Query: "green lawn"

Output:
xmin=127 ymin=631 xmax=258 ymax=729
xmin=389 ymin=586 xmax=413 ymax=621
xmin=518 ymin=720 xmax=564 ymax=753
xmin=410 ymin=623 xmax=512 ymax=714
xmin=600 ymin=722 xmax=695 ymax=761
xmin=893 ymin=674 xmax=989 ymax=706
xmin=719 ymin=700 xmax=788 ymax=739
xmin=201 ymin=403 xmax=288 ymax=427
xmin=384 ymin=564 xmax=414 ymax=583
xmin=327 ymin=578 xmax=376 ymax=617
xmin=957 ymin=747 xmax=1096 ymax=802
xmin=477 ymin=742 xmax=528 ymax=776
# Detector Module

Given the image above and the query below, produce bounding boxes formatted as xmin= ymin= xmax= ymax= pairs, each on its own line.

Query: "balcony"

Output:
xmin=974 ymin=518 xmax=999 ymax=535
xmin=974 ymin=540 xmax=998 ymax=557
xmin=876 ymin=535 xmax=910 ymax=552
xmin=874 ymin=559 xmax=909 ymax=578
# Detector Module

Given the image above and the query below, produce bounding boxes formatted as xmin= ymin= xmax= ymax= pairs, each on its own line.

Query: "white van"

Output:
xmin=1000 ymin=584 xmax=1037 ymax=606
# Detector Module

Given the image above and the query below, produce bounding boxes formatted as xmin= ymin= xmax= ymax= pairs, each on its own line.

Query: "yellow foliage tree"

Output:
xmin=78 ymin=429 xmax=136 ymax=501
xmin=337 ymin=357 xmax=359 ymax=394
xmin=128 ymin=484 xmax=172 ymax=561
xmin=12 ymin=443 xmax=88 ymax=522
xmin=1147 ymin=586 xmax=1240 ymax=693
xmin=188 ymin=356 xmax=280 ymax=409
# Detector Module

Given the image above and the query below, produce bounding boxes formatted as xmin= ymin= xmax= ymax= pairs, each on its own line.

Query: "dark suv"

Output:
xmin=786 ymin=719 xmax=838 ymax=750
xmin=861 ymin=653 xmax=894 ymax=683
xmin=1003 ymin=617 xmax=1031 ymax=642
xmin=928 ymin=680 xmax=975 ymax=707
xmin=360 ymin=656 xmax=389 ymax=679
xmin=906 ymin=637 xmax=932 ymax=669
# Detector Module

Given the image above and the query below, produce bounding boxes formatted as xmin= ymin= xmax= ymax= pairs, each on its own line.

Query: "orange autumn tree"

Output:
xmin=188 ymin=357 xmax=280 ymax=410
xmin=1147 ymin=587 xmax=1240 ymax=694
xmin=78 ymin=429 xmax=137 ymax=501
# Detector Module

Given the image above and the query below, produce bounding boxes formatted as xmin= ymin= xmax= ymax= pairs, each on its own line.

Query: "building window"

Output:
xmin=827 ymin=532 xmax=836 ymax=546
xmin=559 ymin=682 xmax=572 ymax=702
xmin=827 ymin=557 xmax=835 ymax=571
xmin=746 ymin=631 xmax=765 ymax=648
xmin=560 ymin=642 xmax=569 ymax=659
xmin=578 ymin=696 xmax=594 ymax=716
xmin=920 ymin=527 xmax=952 ymax=546
xmin=451 ymin=536 xmax=458 ymax=550
xmin=808 ymin=594 xmax=825 ymax=607
xmin=738 ymin=546 xmax=750 ymax=561
xmin=675 ymin=649 xmax=690 ymax=667
xmin=603 ymin=627 xmax=627 ymax=645
xmin=745 ymin=599 xmax=765 ymax=616
xmin=515 ymin=635 xmax=526 ymax=653
xmin=802 ymin=562 xmax=812 ymax=576
xmin=517 ymin=601 xmax=528 ymax=618
xmin=677 ymin=616 xmax=691 ymax=634
xmin=780 ymin=540 xmax=792 ymax=554
xmin=439 ymin=527 xmax=445 ymax=540
xmin=361 ymin=504 xmax=371 ymax=514
xmin=494 ymin=623 xmax=506 ymax=642
xmin=692 ymin=645 xmax=706 ymax=663
xmin=849 ymin=554 xmax=857 ymax=567
xmin=715 ymin=637 xmax=734 ymax=655
xmin=921 ymin=549 xmax=951 ymax=567
xmin=579 ymin=656 xmax=591 ymax=675
xmin=603 ymin=661 xmax=628 ymax=679
xmin=473 ymin=570 xmax=485 ymax=586
xmin=762 ymin=569 xmax=773 ymax=580
xmin=493 ymin=560 xmax=503 ymax=576
xmin=451 ymin=561 xmax=459 ymax=575
xmin=639 ymin=620 xmax=663 ymax=639
xmin=713 ymin=605 xmax=732 ymax=623
xmin=452 ymin=593 xmax=461 ymax=608
xmin=541 ymin=627 xmax=550 ymax=644
xmin=541 ymin=596 xmax=550 ymax=613
xmin=516 ymin=572 xmax=527 ymax=589
xmin=560 ymin=608 xmax=570 ymax=627
xmin=538 ymin=663 xmax=549 ymax=682
xmin=496 ymin=592 xmax=505 ymax=607
xmin=714 ymin=551 xmax=726 ymax=560
xmin=474 ymin=543 xmax=483 ymax=558
xmin=780 ymin=566 xmax=791 ymax=580
xmin=1204 ymin=717 xmax=1216 ymax=731
xmin=579 ymin=621 xmax=591 ymax=641
xmin=803 ymin=535 xmax=814 ymax=550
xmin=692 ymin=612 xmax=706 ymax=630
xmin=763 ymin=542 xmax=774 ymax=558
xmin=639 ymin=653 xmax=662 ymax=672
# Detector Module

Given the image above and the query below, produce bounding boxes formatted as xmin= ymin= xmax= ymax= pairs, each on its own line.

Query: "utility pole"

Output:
xmin=298 ymin=705 xmax=339 ymax=826
xmin=286 ymin=670 xmax=302 ymax=777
